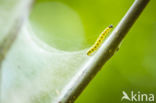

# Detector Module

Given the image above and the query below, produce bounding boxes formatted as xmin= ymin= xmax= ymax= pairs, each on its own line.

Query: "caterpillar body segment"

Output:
xmin=87 ymin=25 xmax=113 ymax=56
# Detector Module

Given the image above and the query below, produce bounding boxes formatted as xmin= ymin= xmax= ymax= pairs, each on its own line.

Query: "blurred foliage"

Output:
xmin=29 ymin=0 xmax=156 ymax=103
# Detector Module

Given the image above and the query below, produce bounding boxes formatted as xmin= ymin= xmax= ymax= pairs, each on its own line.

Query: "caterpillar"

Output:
xmin=87 ymin=25 xmax=113 ymax=56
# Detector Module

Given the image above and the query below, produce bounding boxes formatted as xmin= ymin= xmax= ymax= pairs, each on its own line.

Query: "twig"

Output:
xmin=0 ymin=0 xmax=34 ymax=102
xmin=57 ymin=0 xmax=150 ymax=103
xmin=0 ymin=0 xmax=34 ymax=65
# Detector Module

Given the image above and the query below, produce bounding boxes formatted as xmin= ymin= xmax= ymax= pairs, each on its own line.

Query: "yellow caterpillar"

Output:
xmin=87 ymin=25 xmax=113 ymax=56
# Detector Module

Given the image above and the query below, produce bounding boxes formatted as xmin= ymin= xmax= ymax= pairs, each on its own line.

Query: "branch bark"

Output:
xmin=57 ymin=0 xmax=150 ymax=103
xmin=0 ymin=0 xmax=34 ymax=66
xmin=0 ymin=0 xmax=34 ymax=102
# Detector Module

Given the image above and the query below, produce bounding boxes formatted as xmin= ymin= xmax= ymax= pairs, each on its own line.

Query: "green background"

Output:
xmin=30 ymin=0 xmax=156 ymax=103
